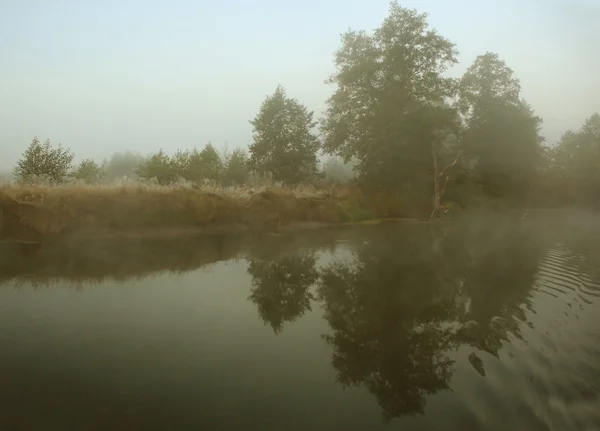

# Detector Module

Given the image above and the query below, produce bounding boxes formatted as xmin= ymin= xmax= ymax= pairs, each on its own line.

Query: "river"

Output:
xmin=1 ymin=210 xmax=599 ymax=430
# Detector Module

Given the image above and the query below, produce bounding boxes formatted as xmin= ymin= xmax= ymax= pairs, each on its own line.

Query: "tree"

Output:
xmin=136 ymin=149 xmax=177 ymax=185
xmin=552 ymin=113 xmax=600 ymax=206
xmin=184 ymin=143 xmax=224 ymax=183
xmin=170 ymin=149 xmax=191 ymax=180
xmin=320 ymin=1 xmax=459 ymax=199
xmin=458 ymin=52 xmax=543 ymax=205
xmin=249 ymin=85 xmax=321 ymax=185
xmin=13 ymin=137 xmax=74 ymax=184
xmin=198 ymin=143 xmax=223 ymax=182
xmin=72 ymin=158 xmax=104 ymax=184
xmin=222 ymin=148 xmax=250 ymax=186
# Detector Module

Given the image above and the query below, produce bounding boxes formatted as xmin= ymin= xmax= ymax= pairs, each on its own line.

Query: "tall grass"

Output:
xmin=1 ymin=179 xmax=394 ymax=241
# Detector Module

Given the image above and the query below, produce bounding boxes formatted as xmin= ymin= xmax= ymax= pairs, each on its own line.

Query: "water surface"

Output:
xmin=1 ymin=212 xmax=600 ymax=430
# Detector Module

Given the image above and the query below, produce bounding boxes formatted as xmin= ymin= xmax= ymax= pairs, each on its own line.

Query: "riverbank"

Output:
xmin=0 ymin=184 xmax=419 ymax=242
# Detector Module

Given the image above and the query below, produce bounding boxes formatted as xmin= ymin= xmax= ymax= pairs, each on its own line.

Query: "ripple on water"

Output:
xmin=511 ymin=245 xmax=600 ymax=430
xmin=455 ymin=242 xmax=600 ymax=431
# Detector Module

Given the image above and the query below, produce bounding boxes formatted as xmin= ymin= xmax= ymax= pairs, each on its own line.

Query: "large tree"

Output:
xmin=458 ymin=52 xmax=543 ymax=205
xmin=249 ymin=85 xmax=321 ymax=185
xmin=320 ymin=1 xmax=459 ymax=199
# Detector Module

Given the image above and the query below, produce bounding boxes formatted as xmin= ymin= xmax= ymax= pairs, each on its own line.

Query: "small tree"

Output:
xmin=13 ymin=137 xmax=74 ymax=184
xmin=72 ymin=158 xmax=104 ymax=184
xmin=136 ymin=149 xmax=177 ymax=185
xmin=171 ymin=149 xmax=191 ymax=180
xmin=222 ymin=148 xmax=250 ymax=186
xmin=249 ymin=85 xmax=321 ymax=185
xmin=198 ymin=143 xmax=223 ymax=182
xmin=184 ymin=143 xmax=223 ymax=184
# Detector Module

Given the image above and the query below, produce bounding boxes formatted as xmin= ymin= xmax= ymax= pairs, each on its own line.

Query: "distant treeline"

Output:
xmin=7 ymin=1 xmax=600 ymax=213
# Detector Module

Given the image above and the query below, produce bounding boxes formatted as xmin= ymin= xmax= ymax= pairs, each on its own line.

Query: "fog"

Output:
xmin=0 ymin=0 xmax=598 ymax=170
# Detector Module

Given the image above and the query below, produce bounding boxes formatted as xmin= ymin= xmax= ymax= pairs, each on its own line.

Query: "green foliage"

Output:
xmin=13 ymin=137 xmax=75 ymax=184
xmin=320 ymin=1 xmax=459 ymax=192
xmin=458 ymin=52 xmax=543 ymax=205
xmin=222 ymin=148 xmax=250 ymax=186
xmin=134 ymin=144 xmax=225 ymax=185
xmin=136 ymin=149 xmax=177 ymax=185
xmin=197 ymin=143 xmax=223 ymax=182
xmin=249 ymin=85 xmax=321 ymax=185
xmin=170 ymin=149 xmax=191 ymax=179
xmin=551 ymin=113 xmax=600 ymax=206
xmin=181 ymin=143 xmax=224 ymax=183
xmin=72 ymin=158 xmax=104 ymax=184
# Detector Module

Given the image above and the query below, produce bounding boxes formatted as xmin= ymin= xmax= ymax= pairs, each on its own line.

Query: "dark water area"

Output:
xmin=1 ymin=210 xmax=600 ymax=431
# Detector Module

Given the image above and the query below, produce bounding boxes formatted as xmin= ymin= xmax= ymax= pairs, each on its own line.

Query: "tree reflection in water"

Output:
xmin=317 ymin=228 xmax=459 ymax=421
xmin=245 ymin=221 xmax=546 ymax=422
xmin=246 ymin=251 xmax=319 ymax=334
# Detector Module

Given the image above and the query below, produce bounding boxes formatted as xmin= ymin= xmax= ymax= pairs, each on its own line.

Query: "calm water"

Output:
xmin=1 ymin=211 xmax=600 ymax=431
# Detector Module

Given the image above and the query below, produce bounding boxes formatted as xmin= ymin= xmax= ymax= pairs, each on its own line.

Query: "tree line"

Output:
xmin=10 ymin=1 xmax=600 ymax=211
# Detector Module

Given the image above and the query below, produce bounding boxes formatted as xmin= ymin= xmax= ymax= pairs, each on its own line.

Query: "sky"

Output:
xmin=0 ymin=0 xmax=598 ymax=169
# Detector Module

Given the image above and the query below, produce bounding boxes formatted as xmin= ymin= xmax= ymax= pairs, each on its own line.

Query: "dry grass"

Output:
xmin=0 ymin=181 xmax=407 ymax=241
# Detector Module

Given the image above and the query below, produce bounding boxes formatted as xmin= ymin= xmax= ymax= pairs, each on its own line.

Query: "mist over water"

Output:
xmin=1 ymin=212 xmax=600 ymax=430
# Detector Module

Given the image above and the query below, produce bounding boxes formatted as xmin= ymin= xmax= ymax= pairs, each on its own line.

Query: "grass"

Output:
xmin=0 ymin=181 xmax=415 ymax=242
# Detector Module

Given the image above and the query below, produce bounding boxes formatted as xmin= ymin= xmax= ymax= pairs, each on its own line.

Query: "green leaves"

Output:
xmin=72 ymin=159 xmax=104 ymax=184
xmin=222 ymin=148 xmax=250 ymax=186
xmin=13 ymin=137 xmax=74 ymax=185
xmin=458 ymin=52 xmax=523 ymax=121
xmin=321 ymin=2 xmax=459 ymax=192
xmin=458 ymin=53 xmax=543 ymax=204
xmin=136 ymin=149 xmax=176 ymax=185
xmin=249 ymin=85 xmax=321 ymax=185
xmin=551 ymin=113 xmax=600 ymax=205
xmin=136 ymin=144 xmax=228 ymax=185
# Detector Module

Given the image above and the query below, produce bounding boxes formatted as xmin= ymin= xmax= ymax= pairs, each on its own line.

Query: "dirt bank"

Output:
xmin=0 ymin=185 xmax=415 ymax=243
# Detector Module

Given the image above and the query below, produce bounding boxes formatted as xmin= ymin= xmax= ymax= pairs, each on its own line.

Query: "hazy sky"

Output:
xmin=1 ymin=0 xmax=598 ymax=169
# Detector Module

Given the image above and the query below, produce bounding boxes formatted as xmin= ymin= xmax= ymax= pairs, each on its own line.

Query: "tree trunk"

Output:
xmin=431 ymin=142 xmax=462 ymax=219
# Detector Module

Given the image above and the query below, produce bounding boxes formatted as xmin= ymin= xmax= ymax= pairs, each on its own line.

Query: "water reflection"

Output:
xmin=317 ymin=227 xmax=459 ymax=421
xmin=2 ymin=213 xmax=600 ymax=429
xmin=455 ymin=226 xmax=543 ymax=359
xmin=247 ymin=251 xmax=319 ymax=333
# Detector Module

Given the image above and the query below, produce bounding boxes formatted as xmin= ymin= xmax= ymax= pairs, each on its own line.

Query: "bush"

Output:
xmin=136 ymin=149 xmax=177 ymax=185
xmin=72 ymin=159 xmax=104 ymax=184
xmin=13 ymin=137 xmax=74 ymax=185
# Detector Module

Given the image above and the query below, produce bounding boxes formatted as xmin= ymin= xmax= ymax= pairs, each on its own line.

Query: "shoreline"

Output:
xmin=0 ymin=184 xmax=427 ymax=243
